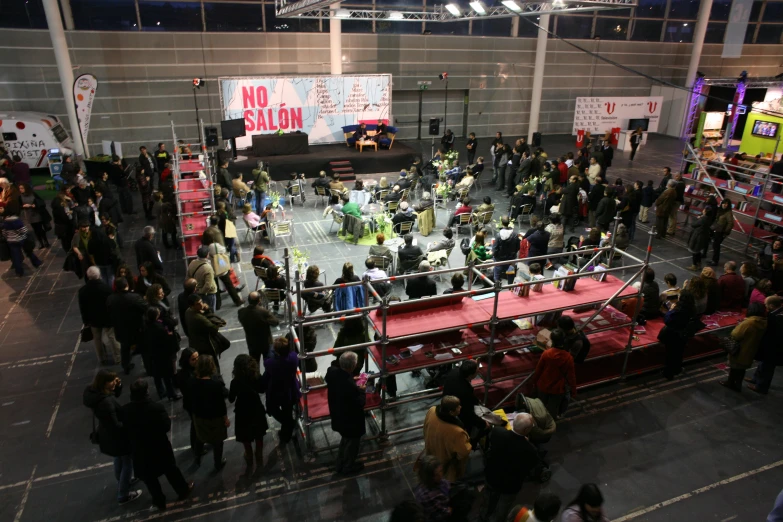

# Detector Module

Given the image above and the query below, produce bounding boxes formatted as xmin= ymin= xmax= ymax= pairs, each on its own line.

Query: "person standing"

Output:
xmin=123 ymin=378 xmax=193 ymax=510
xmin=186 ymin=246 xmax=218 ymax=311
xmin=107 ymin=277 xmax=147 ymax=374
xmin=142 ymin=307 xmax=181 ymax=401
xmin=531 ymin=329 xmax=576 ymax=419
xmin=466 ymin=132 xmax=477 ymax=165
xmin=136 ymin=164 xmax=154 ymax=220
xmin=748 ymin=296 xmax=783 ymax=394
xmin=229 ymin=354 xmax=269 ymax=469
xmin=422 ymin=395 xmax=472 ymax=482
xmin=206 ymin=240 xmax=244 ymax=307
xmin=659 ymin=289 xmax=696 ymax=380
xmin=238 ymin=291 xmax=280 ymax=365
xmin=325 ymin=351 xmax=367 ymax=474
xmin=685 ymin=207 xmax=712 ymax=271
xmin=480 ymin=414 xmax=541 ymax=522
xmin=79 ymin=266 xmax=121 ymax=365
xmin=594 ymin=187 xmax=617 ymax=232
xmin=138 ymin=146 xmax=158 ymax=188
xmin=442 ymin=361 xmax=486 ymax=440
xmin=629 ymin=127 xmax=643 ymax=161
xmin=717 ymin=260 xmax=746 ymax=309
xmin=601 ymin=143 xmax=613 ymax=179
xmin=709 ymin=199 xmax=734 ymax=266
xmin=263 ymin=337 xmax=302 ymax=454
xmin=82 ymin=370 xmax=142 ymax=506
xmin=251 ymin=164 xmax=270 ymax=214
xmin=561 ymin=484 xmax=610 ymax=522
xmin=191 ymin=356 xmax=230 ymax=471
xmin=154 ymin=143 xmax=171 ymax=179
xmin=654 ymin=179 xmax=678 ymax=240
xmin=184 ymin=294 xmax=221 ymax=362
xmin=134 ymin=226 xmax=163 ymax=273
xmin=51 ymin=191 xmax=75 ymax=254
xmin=493 ymin=217 xmax=521 ymax=283
xmin=441 ymin=129 xmax=455 ymax=151
xmin=721 ymin=302 xmax=767 ymax=392
xmin=18 ymin=184 xmax=51 ymax=249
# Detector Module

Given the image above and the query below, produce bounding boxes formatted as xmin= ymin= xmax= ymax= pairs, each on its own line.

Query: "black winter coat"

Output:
xmin=325 ymin=365 xmax=367 ymax=437
xmin=442 ymin=368 xmax=483 ymax=434
xmin=79 ymin=279 xmax=113 ymax=328
xmin=527 ymin=230 xmax=550 ymax=259
xmin=134 ymin=237 xmax=162 ymax=272
xmin=588 ymin=184 xmax=605 ymax=211
xmin=83 ymin=387 xmax=131 ymax=457
xmin=122 ymin=398 xmax=177 ymax=479
xmin=107 ymin=291 xmax=147 ymax=344
xmin=142 ymin=320 xmax=179 ymax=378
xmin=595 ymin=196 xmax=617 ymax=228
xmin=560 ymin=182 xmax=580 ymax=218
xmin=755 ymin=307 xmax=783 ymax=365
xmin=484 ymin=426 xmax=540 ymax=494
xmin=687 ymin=215 xmax=711 ymax=254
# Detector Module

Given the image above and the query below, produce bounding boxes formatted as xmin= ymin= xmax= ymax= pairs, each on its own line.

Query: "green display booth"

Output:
xmin=740 ymin=107 xmax=783 ymax=159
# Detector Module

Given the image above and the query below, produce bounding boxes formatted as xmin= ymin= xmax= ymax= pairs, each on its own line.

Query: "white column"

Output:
xmin=510 ymin=16 xmax=519 ymax=37
xmin=528 ymin=13 xmax=549 ymax=144
xmin=42 ymin=0 xmax=84 ymax=158
xmin=59 ymin=0 xmax=75 ymax=30
xmin=330 ymin=3 xmax=343 ymax=75
xmin=684 ymin=0 xmax=713 ymax=90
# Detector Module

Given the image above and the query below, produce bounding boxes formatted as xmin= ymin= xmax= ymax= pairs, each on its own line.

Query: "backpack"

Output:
xmin=460 ymin=237 xmax=471 ymax=256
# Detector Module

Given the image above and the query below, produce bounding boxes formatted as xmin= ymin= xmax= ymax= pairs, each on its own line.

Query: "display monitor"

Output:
xmin=751 ymin=120 xmax=779 ymax=139
xmin=628 ymin=118 xmax=649 ymax=131
xmin=220 ymin=118 xmax=246 ymax=139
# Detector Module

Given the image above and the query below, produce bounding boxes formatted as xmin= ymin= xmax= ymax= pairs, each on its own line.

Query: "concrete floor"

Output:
xmin=1 ymin=134 xmax=782 ymax=522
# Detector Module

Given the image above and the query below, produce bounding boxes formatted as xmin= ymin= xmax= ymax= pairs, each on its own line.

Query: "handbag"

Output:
xmin=210 ymin=331 xmax=231 ymax=357
xmin=720 ymin=336 xmax=741 ymax=356
xmin=80 ymin=325 xmax=94 ymax=343
xmin=89 ymin=412 xmax=99 ymax=444
xmin=211 ymin=251 xmax=231 ymax=276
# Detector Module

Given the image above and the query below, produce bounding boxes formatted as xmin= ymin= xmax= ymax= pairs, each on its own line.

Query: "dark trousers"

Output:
xmin=663 ymin=340 xmax=686 ymax=379
xmin=120 ymin=340 xmax=133 ymax=370
xmin=8 ymin=242 xmax=40 ymax=276
xmin=268 ymin=401 xmax=296 ymax=444
xmin=335 ymin=435 xmax=361 ymax=472
xmin=154 ymin=375 xmax=176 ymax=400
xmin=189 ymin=415 xmax=203 ymax=455
xmin=691 ymin=252 xmax=702 ymax=266
xmin=726 ymin=367 xmax=745 ymax=390
xmin=212 ymin=440 xmax=224 ymax=466
xmin=118 ymin=186 xmax=134 ymax=214
xmin=630 ymin=144 xmax=638 ymax=160
xmin=479 ymin=484 xmax=518 ymax=522
xmin=31 ymin=222 xmax=49 ymax=247
xmin=538 ymin=392 xmax=564 ymax=419
xmin=467 ymin=150 xmax=475 ymax=165
xmin=161 ymin=230 xmax=179 ymax=248
xmin=216 ymin=273 xmax=242 ymax=307
xmin=142 ymin=465 xmax=190 ymax=509
xmin=254 ymin=189 xmax=265 ymax=214
xmin=752 ymin=361 xmax=775 ymax=393
xmin=711 ymin=233 xmax=726 ymax=264
xmin=655 ymin=215 xmax=668 ymax=239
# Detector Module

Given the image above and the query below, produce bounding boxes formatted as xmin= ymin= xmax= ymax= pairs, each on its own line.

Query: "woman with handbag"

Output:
xmin=82 ymin=370 xmax=142 ymax=505
xmin=720 ymin=302 xmax=767 ymax=392
xmin=207 ymin=241 xmax=244 ymax=308
xmin=190 ymin=356 xmax=230 ymax=471
xmin=145 ymin=283 xmax=178 ymax=331
xmin=660 ymin=289 xmax=697 ymax=380
xmin=142 ymin=307 xmax=182 ymax=402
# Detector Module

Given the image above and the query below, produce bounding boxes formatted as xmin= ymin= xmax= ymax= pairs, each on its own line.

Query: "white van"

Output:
xmin=0 ymin=112 xmax=74 ymax=169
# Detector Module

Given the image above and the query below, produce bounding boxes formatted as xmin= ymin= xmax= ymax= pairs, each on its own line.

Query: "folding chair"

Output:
xmin=253 ymin=266 xmax=268 ymax=291
xmin=313 ymin=186 xmax=329 ymax=208
xmin=242 ymin=217 xmax=265 ymax=247
xmin=518 ymin=203 xmax=535 ymax=228
xmin=374 ymin=189 xmax=389 ymax=203
xmin=455 ymin=186 xmax=470 ymax=201
xmin=385 ymin=200 xmax=399 ymax=215
xmin=328 ymin=212 xmax=344 ymax=234
xmin=288 ymin=183 xmax=305 ymax=206
xmin=453 ymin=213 xmax=473 ymax=239
xmin=367 ymin=255 xmax=392 ymax=272
xmin=329 ymin=188 xmax=344 ymax=201
xmin=263 ymin=288 xmax=287 ymax=316
xmin=433 ymin=184 xmax=447 ymax=210
xmin=400 ymin=188 xmax=411 ymax=202
xmin=269 ymin=220 xmax=294 ymax=249
xmin=472 ymin=210 xmax=495 ymax=235
xmin=393 ymin=220 xmax=414 ymax=237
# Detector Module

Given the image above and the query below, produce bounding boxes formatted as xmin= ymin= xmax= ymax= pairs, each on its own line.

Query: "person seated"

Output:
xmin=413 ymin=192 xmax=434 ymax=213
xmin=405 ymin=260 xmax=437 ymax=299
xmin=353 ymin=122 xmax=368 ymax=142
xmin=363 ymin=259 xmax=391 ymax=297
xmin=251 ymin=245 xmax=276 ymax=274
xmin=449 ymin=197 xmax=473 ymax=227
xmin=303 ymin=265 xmax=332 ymax=313
xmin=232 ymin=172 xmax=252 ymax=202
xmin=659 ymin=272 xmax=681 ymax=312
xmin=374 ymin=176 xmax=390 ymax=198
xmin=374 ymin=119 xmax=387 ymax=142
xmin=473 ymin=156 xmax=485 ymax=173
xmin=264 ymin=265 xmax=287 ymax=311
xmin=384 ymin=185 xmax=402 ymax=203
xmin=396 ymin=170 xmax=411 ymax=190
xmin=392 ymin=202 xmax=416 ymax=233
xmin=427 ymin=228 xmax=455 ymax=253
xmin=455 ymin=169 xmax=475 ymax=191
xmin=472 ymin=230 xmax=491 ymax=262
xmin=329 ymin=173 xmax=347 ymax=194
xmin=443 ymin=273 xmax=465 ymax=295
xmin=510 ymin=190 xmax=537 ymax=220
xmin=242 ymin=203 xmax=263 ymax=230
xmin=324 ymin=195 xmax=344 ymax=217
xmin=718 ymin=260 xmax=746 ymax=309
xmin=340 ymin=196 xmax=362 ymax=219
xmin=369 ymin=232 xmax=391 ymax=258
xmin=312 ymin=170 xmax=331 ymax=194
xmin=398 ymin=234 xmax=424 ymax=272
xmin=286 ymin=171 xmax=305 ymax=200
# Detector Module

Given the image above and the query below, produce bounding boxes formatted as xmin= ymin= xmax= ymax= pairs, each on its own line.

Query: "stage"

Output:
xmin=229 ymin=142 xmax=419 ymax=181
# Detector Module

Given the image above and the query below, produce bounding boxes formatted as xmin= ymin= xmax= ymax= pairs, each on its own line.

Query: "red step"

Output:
xmin=329 ymin=160 xmax=351 ymax=167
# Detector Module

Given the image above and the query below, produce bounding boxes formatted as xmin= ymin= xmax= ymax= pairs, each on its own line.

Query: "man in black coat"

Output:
xmin=123 ymin=379 xmax=193 ymax=510
xmin=588 ymin=177 xmax=606 ymax=227
xmin=493 ymin=217 xmax=521 ymax=283
xmin=442 ymin=360 xmax=486 ymax=439
xmin=238 ymin=291 xmax=280 ymax=365
xmin=480 ymin=413 xmax=541 ymax=522
xmin=95 ymin=187 xmax=123 ymax=225
xmin=178 ymin=278 xmax=197 ymax=338
xmin=397 ymin=234 xmax=424 ymax=273
xmin=138 ymin=146 xmax=158 ymax=187
xmin=325 ymin=351 xmax=367 ymax=474
xmin=560 ymin=175 xmax=581 ymax=231
xmin=405 ymin=261 xmax=437 ymax=300
xmin=107 ymin=277 xmax=147 ymax=374
xmin=79 ymin=266 xmax=121 ymax=365
xmin=601 ymin=143 xmax=614 ymax=178
xmin=595 ymin=187 xmax=617 ymax=232
xmin=749 ymin=296 xmax=783 ymax=394
xmin=134 ymin=226 xmax=163 ymax=272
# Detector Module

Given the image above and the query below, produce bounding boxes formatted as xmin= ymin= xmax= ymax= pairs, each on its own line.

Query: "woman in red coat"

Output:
xmin=531 ymin=328 xmax=577 ymax=419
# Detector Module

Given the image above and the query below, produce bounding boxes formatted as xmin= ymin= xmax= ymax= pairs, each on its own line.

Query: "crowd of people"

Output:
xmin=4 ymin=135 xmax=783 ymax=520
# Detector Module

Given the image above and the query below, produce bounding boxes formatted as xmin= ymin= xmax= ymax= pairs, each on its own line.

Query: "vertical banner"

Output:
xmin=722 ymin=0 xmax=753 ymax=58
xmin=73 ymin=73 xmax=98 ymax=156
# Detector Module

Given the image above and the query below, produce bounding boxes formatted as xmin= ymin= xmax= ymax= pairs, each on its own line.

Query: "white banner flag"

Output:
xmin=722 ymin=0 xmax=753 ymax=58
xmin=73 ymin=73 xmax=98 ymax=146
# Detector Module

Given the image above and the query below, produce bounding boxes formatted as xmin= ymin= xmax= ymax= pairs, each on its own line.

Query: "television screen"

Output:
xmin=751 ymin=120 xmax=779 ymax=138
xmin=628 ymin=118 xmax=649 ymax=131
xmin=221 ymin=118 xmax=246 ymax=139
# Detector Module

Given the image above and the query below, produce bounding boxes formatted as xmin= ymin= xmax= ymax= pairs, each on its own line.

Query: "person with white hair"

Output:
xmin=325 ymin=351 xmax=367 ymax=474
xmin=391 ymin=200 xmax=416 ymax=234
xmin=480 ymin=412 xmax=542 ymax=522
xmin=405 ymin=260 xmax=437 ymax=300
xmin=78 ymin=266 xmax=121 ymax=364
xmin=413 ymin=191 xmax=434 ymax=213
xmin=134 ymin=226 xmax=162 ymax=273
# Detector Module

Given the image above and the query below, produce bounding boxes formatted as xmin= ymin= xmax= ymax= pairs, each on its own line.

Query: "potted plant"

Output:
xmin=374 ymin=213 xmax=392 ymax=236
xmin=291 ymin=247 xmax=309 ymax=276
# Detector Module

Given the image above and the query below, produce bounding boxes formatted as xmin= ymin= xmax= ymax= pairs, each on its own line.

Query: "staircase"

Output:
xmin=329 ymin=160 xmax=355 ymax=182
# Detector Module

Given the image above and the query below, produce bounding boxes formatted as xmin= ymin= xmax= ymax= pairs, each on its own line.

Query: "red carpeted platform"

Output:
xmin=303 ymin=386 xmax=382 ymax=421
xmin=179 ymin=159 xmax=205 ymax=174
xmin=369 ymin=297 xmax=492 ymax=339
xmin=476 ymin=276 xmax=638 ymax=321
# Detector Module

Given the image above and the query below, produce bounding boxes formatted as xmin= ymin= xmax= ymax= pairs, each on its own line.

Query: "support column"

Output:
xmin=42 ymin=0 xmax=84 ymax=158
xmin=527 ymin=12 xmax=549 ymax=144
xmin=58 ymin=0 xmax=75 ymax=30
xmin=510 ymin=16 xmax=519 ymax=37
xmin=684 ymin=0 xmax=713 ymax=91
xmin=330 ymin=3 xmax=343 ymax=75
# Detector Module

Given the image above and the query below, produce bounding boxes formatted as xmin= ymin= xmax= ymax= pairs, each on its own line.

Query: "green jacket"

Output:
xmin=342 ymin=201 xmax=362 ymax=218
xmin=252 ymin=168 xmax=270 ymax=193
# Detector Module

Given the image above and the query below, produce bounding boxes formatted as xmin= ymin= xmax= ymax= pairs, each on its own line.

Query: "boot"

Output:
xmin=685 ymin=264 xmax=701 ymax=271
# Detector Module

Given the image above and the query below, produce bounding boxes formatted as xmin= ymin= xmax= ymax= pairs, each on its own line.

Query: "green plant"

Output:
xmin=374 ymin=213 xmax=392 ymax=234
xmin=291 ymin=247 xmax=309 ymax=271
xmin=268 ymin=190 xmax=282 ymax=208
xmin=435 ymin=182 xmax=451 ymax=199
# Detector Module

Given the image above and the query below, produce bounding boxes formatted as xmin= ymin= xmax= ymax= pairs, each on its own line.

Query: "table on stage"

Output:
xmin=252 ymin=133 xmax=309 ymax=156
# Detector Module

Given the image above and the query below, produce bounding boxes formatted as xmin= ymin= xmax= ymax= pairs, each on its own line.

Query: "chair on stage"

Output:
xmin=378 ymin=126 xmax=397 ymax=150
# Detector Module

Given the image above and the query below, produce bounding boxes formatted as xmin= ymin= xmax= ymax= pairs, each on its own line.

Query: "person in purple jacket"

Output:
xmin=262 ymin=337 xmax=302 ymax=456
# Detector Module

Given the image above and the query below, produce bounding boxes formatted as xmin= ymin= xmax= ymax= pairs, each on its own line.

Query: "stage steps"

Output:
xmin=329 ymin=160 xmax=355 ymax=182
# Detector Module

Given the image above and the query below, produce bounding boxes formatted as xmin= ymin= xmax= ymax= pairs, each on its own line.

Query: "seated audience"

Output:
xmin=443 ymin=273 xmax=464 ymax=295
xmin=406 ymin=261 xmax=437 ymax=300
xmin=369 ymin=232 xmax=391 ymax=258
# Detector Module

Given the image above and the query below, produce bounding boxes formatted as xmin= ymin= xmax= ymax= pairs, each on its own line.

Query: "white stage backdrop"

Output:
xmin=572 ymin=96 xmax=664 ymax=135
xmin=219 ymin=75 xmax=392 ymax=148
